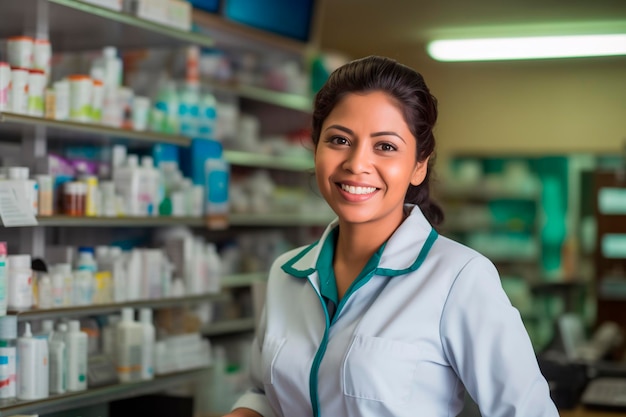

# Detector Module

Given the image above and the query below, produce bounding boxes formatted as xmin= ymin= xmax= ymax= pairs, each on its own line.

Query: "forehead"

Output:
xmin=324 ymin=91 xmax=410 ymax=130
xmin=327 ymin=91 xmax=403 ymax=120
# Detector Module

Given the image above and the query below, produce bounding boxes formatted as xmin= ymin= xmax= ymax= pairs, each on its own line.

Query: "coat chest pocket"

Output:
xmin=343 ymin=335 xmax=420 ymax=404
xmin=261 ymin=336 xmax=286 ymax=385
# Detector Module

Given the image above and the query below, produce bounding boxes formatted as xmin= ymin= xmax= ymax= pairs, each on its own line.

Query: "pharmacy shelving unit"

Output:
xmin=0 ymin=368 xmax=208 ymax=416
xmin=437 ymin=184 xmax=543 ymax=277
xmin=0 ymin=1 xmax=323 ymax=414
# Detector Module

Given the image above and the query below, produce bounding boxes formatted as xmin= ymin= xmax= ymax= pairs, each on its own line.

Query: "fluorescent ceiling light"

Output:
xmin=427 ymin=34 xmax=626 ymax=62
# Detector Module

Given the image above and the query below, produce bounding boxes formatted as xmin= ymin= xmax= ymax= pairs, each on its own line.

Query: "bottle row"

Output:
xmin=1 ymin=37 xmax=221 ymax=141
xmin=0 ymin=306 xmax=210 ymax=402
xmin=0 ymin=236 xmax=223 ymax=312
xmin=0 ymin=141 xmax=229 ymax=219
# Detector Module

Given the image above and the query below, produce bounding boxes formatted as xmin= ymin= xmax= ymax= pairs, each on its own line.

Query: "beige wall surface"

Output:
xmin=414 ymin=58 xmax=626 ymax=158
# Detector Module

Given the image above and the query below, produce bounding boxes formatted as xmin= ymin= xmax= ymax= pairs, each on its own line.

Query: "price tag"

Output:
xmin=0 ymin=182 xmax=38 ymax=227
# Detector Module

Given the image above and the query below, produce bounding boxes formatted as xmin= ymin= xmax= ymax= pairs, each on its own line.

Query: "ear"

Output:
xmin=410 ymin=157 xmax=429 ymax=186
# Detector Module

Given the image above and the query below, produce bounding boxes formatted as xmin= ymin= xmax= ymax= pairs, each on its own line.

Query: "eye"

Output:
xmin=325 ymin=136 xmax=350 ymax=146
xmin=375 ymin=142 xmax=397 ymax=152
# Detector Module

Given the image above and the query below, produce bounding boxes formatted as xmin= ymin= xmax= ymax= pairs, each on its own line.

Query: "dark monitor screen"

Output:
xmin=224 ymin=0 xmax=316 ymax=42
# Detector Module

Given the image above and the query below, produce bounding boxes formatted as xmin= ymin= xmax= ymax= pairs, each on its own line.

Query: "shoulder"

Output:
xmin=430 ymin=233 xmax=497 ymax=274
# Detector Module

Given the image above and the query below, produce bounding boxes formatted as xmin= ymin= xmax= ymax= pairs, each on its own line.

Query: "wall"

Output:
xmin=415 ymin=57 xmax=626 ymax=159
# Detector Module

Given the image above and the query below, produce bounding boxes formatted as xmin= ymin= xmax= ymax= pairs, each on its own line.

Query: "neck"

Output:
xmin=335 ymin=208 xmax=406 ymax=263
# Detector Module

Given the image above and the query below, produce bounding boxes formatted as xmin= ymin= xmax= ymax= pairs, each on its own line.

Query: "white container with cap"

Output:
xmin=65 ymin=320 xmax=87 ymax=391
xmin=7 ymin=254 xmax=32 ymax=310
xmin=0 ymin=355 xmax=10 ymax=398
xmin=10 ymin=67 xmax=29 ymax=114
xmin=0 ymin=316 xmax=17 ymax=399
xmin=139 ymin=308 xmax=155 ymax=380
xmin=0 ymin=62 xmax=10 ymax=111
xmin=116 ymin=307 xmax=142 ymax=382
xmin=17 ymin=322 xmax=44 ymax=400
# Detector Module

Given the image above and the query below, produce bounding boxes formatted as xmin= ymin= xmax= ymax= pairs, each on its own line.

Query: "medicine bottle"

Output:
xmin=63 ymin=181 xmax=87 ymax=216
xmin=7 ymin=254 xmax=32 ymax=310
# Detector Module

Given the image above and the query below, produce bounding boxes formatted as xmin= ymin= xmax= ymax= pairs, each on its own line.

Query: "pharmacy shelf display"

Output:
xmin=0 ymin=0 xmax=316 ymax=414
xmin=0 ymin=0 xmax=214 ymax=51
xmin=0 ymin=112 xmax=191 ymax=147
xmin=8 ymin=272 xmax=266 ymax=321
xmin=29 ymin=212 xmax=334 ymax=228
xmin=0 ymin=368 xmax=208 ymax=417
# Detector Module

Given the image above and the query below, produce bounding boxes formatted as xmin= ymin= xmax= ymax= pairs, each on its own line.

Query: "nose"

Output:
xmin=342 ymin=143 xmax=372 ymax=174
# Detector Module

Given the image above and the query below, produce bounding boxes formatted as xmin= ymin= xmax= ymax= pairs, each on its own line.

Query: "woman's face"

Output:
xmin=315 ymin=91 xmax=428 ymax=229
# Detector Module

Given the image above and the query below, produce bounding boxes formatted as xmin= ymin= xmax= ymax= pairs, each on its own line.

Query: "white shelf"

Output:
xmin=10 ymin=292 xmax=229 ymax=321
xmin=221 ymin=272 xmax=267 ymax=288
xmin=0 ymin=368 xmax=208 ymax=416
xmin=0 ymin=0 xmax=213 ymax=51
xmin=17 ymin=213 xmax=333 ymax=228
xmin=35 ymin=215 xmax=204 ymax=228
xmin=224 ymin=150 xmax=314 ymax=171
xmin=202 ymin=317 xmax=255 ymax=336
xmin=229 ymin=211 xmax=334 ymax=227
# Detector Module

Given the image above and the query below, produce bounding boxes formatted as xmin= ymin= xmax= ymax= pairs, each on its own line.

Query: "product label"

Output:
xmin=0 ymin=347 xmax=16 ymax=398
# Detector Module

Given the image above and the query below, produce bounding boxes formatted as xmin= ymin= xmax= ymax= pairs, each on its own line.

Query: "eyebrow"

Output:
xmin=325 ymin=125 xmax=406 ymax=144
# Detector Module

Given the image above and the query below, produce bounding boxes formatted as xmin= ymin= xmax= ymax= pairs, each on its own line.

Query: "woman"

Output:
xmin=224 ymin=56 xmax=558 ymax=417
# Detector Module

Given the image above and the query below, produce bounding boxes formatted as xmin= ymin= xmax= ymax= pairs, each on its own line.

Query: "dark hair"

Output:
xmin=312 ymin=55 xmax=444 ymax=226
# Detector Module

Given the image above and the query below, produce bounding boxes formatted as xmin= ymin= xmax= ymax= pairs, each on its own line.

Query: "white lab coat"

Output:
xmin=232 ymin=205 xmax=559 ymax=417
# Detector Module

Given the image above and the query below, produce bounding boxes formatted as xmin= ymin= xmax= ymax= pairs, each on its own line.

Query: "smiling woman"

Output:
xmin=222 ymin=56 xmax=559 ymax=417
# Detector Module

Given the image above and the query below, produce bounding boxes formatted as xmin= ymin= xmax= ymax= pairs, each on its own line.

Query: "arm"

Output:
xmin=440 ymin=256 xmax=559 ymax=417
xmin=223 ymin=408 xmax=263 ymax=417
xmin=227 ymin=307 xmax=276 ymax=417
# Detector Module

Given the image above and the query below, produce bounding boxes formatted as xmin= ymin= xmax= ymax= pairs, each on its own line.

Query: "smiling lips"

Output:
xmin=337 ymin=183 xmax=379 ymax=201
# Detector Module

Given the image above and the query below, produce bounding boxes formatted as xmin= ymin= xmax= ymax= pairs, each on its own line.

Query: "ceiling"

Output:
xmin=317 ymin=0 xmax=626 ymax=65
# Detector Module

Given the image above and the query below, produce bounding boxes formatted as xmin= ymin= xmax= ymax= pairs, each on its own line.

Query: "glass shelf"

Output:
xmin=229 ymin=212 xmax=334 ymax=227
xmin=10 ymin=292 xmax=229 ymax=321
xmin=202 ymin=317 xmax=255 ymax=337
xmin=221 ymin=272 xmax=266 ymax=288
xmin=192 ymin=8 xmax=308 ymax=58
xmin=23 ymin=213 xmax=332 ymax=228
xmin=0 ymin=112 xmax=190 ymax=146
xmin=0 ymin=368 xmax=208 ymax=417
xmin=35 ymin=215 xmax=203 ymax=228
xmin=0 ymin=0 xmax=213 ymax=51
xmin=211 ymin=82 xmax=312 ymax=113
xmin=224 ymin=150 xmax=313 ymax=171
xmin=437 ymin=185 xmax=540 ymax=202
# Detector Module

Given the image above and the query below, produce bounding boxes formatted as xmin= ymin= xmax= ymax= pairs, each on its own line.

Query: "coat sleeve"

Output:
xmin=230 ymin=307 xmax=276 ymax=417
xmin=440 ymin=256 xmax=559 ymax=417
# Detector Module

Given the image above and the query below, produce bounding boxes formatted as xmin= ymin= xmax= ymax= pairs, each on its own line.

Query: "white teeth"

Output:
xmin=340 ymin=184 xmax=377 ymax=195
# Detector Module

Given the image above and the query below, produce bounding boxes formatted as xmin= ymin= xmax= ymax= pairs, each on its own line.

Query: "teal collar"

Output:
xmin=315 ymin=227 xmax=387 ymax=306
xmin=281 ymin=205 xmax=438 ymax=280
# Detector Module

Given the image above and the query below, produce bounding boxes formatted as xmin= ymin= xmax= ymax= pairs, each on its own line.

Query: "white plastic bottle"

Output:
xmin=65 ymin=320 xmax=88 ymax=391
xmin=48 ymin=330 xmax=66 ymax=394
xmin=75 ymin=247 xmax=97 ymax=305
xmin=37 ymin=274 xmax=53 ymax=309
xmin=140 ymin=156 xmax=160 ymax=216
xmin=116 ymin=308 xmax=142 ymax=382
xmin=39 ymin=319 xmax=55 ymax=339
xmin=205 ymin=243 xmax=222 ymax=294
xmin=0 ymin=316 xmax=17 ymax=399
xmin=0 ymin=355 xmax=9 ymax=398
xmin=102 ymin=314 xmax=120 ymax=358
xmin=17 ymin=323 xmax=39 ymax=400
xmin=7 ymin=254 xmax=33 ymax=310
xmin=139 ymin=308 xmax=155 ymax=380
xmin=0 ymin=242 xmax=7 ymax=316
xmin=110 ymin=247 xmax=127 ymax=303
